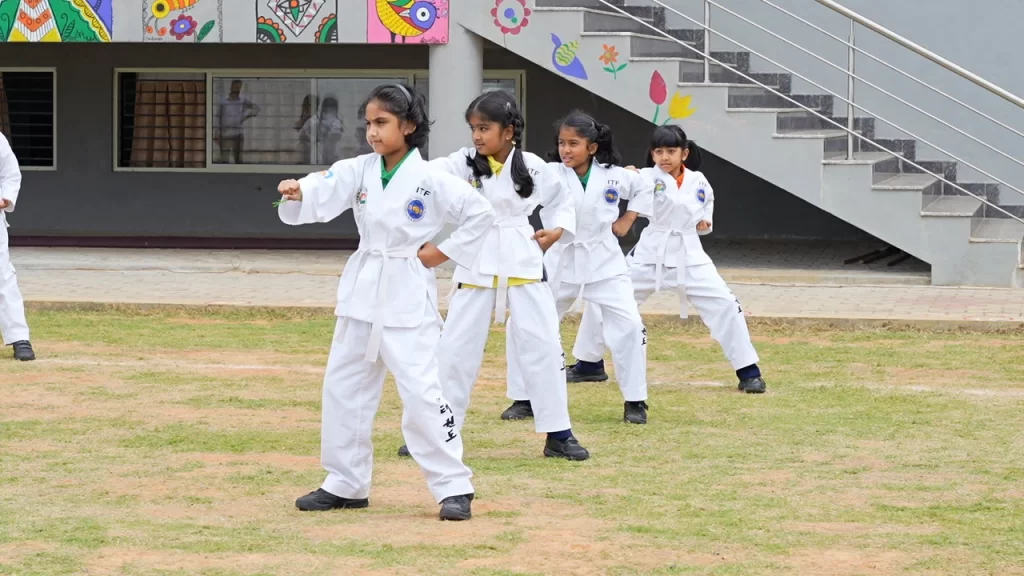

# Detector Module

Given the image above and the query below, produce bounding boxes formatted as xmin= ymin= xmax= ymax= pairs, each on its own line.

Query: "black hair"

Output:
xmin=463 ymin=91 xmax=534 ymax=199
xmin=359 ymin=83 xmax=431 ymax=150
xmin=644 ymin=125 xmax=702 ymax=171
xmin=545 ymin=110 xmax=621 ymax=167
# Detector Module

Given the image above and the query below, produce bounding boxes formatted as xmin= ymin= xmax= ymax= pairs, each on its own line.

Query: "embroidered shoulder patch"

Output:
xmin=406 ymin=199 xmax=425 ymax=221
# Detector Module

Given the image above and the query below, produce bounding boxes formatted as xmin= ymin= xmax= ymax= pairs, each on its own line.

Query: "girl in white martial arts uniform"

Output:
xmin=0 ymin=132 xmax=34 ymax=362
xmin=503 ymin=111 xmax=653 ymax=425
xmin=276 ymin=84 xmax=495 ymax=521
xmin=569 ymin=125 xmax=766 ymax=394
xmin=414 ymin=91 xmax=589 ymax=461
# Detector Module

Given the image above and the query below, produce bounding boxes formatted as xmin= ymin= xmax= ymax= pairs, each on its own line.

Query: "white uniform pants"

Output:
xmin=439 ymin=282 xmax=571 ymax=433
xmin=508 ymin=274 xmax=648 ymax=402
xmin=574 ymin=263 xmax=759 ymax=370
xmin=319 ymin=305 xmax=474 ymax=504
xmin=0 ymin=221 xmax=29 ymax=346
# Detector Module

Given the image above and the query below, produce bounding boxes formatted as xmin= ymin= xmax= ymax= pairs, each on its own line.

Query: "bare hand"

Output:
xmin=533 ymin=228 xmax=563 ymax=252
xmin=696 ymin=220 xmax=711 ymax=232
xmin=417 ymin=242 xmax=449 ymax=268
xmin=612 ymin=215 xmax=635 ymax=237
xmin=625 ymin=165 xmax=639 ymax=172
xmin=0 ymin=199 xmax=8 ymax=210
xmin=277 ymin=179 xmax=302 ymax=202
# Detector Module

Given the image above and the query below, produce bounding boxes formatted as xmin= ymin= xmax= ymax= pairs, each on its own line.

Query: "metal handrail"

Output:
xmin=758 ymin=0 xmax=1024 ymax=142
xmin=700 ymin=0 xmax=1024 ymax=177
xmin=592 ymin=0 xmax=1024 ymax=224
xmin=814 ymin=0 xmax=1024 ymax=110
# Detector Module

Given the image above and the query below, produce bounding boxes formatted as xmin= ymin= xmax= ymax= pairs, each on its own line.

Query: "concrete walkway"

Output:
xmin=11 ymin=247 xmax=1024 ymax=325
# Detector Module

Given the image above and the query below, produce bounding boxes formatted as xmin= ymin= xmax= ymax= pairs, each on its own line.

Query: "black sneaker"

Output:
xmin=295 ymin=488 xmax=369 ymax=512
xmin=543 ymin=435 xmax=590 ymax=461
xmin=439 ymin=493 xmax=473 ymax=521
xmin=12 ymin=341 xmax=34 ymax=362
xmin=623 ymin=401 xmax=648 ymax=425
xmin=500 ymin=400 xmax=533 ymax=420
xmin=738 ymin=377 xmax=767 ymax=394
xmin=397 ymin=445 xmax=411 ymax=457
xmin=566 ymin=364 xmax=609 ymax=383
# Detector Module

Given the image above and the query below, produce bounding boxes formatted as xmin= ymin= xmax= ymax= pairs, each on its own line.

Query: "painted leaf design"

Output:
xmin=604 ymin=66 xmax=616 ymax=73
xmin=615 ymin=63 xmax=628 ymax=72
xmin=196 ymin=20 xmax=216 ymax=43
xmin=555 ymin=40 xmax=580 ymax=66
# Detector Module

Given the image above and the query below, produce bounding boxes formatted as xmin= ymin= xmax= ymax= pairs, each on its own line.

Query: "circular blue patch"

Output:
xmin=406 ymin=199 xmax=425 ymax=220
xmin=697 ymin=188 xmax=706 ymax=203
xmin=654 ymin=180 xmax=667 ymax=194
xmin=604 ymin=188 xmax=619 ymax=204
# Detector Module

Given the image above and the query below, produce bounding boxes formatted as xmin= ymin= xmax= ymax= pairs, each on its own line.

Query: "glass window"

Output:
xmin=117 ymin=72 xmax=207 ymax=169
xmin=0 ymin=70 xmax=55 ymax=168
xmin=211 ymin=76 xmax=405 ymax=167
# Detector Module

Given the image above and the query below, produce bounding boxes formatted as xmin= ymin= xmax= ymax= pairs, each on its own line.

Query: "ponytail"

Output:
xmin=464 ymin=92 xmax=534 ymax=198
xmin=685 ymin=140 xmax=702 ymax=171
xmin=547 ymin=110 xmax=621 ymax=167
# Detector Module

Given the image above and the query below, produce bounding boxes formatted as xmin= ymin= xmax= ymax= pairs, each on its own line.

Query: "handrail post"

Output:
xmin=847 ymin=18 xmax=855 ymax=160
xmin=703 ymin=0 xmax=711 ymax=83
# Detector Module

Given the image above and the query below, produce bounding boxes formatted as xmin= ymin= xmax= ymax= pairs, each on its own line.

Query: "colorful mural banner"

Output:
xmin=0 ymin=0 xmax=112 ymax=42
xmin=366 ymin=0 xmax=448 ymax=44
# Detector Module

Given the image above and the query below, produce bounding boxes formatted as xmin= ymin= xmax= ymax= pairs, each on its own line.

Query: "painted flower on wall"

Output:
xmin=170 ymin=15 xmax=198 ymax=40
xmin=492 ymin=0 xmax=531 ymax=35
xmin=649 ymin=70 xmax=668 ymax=123
xmin=599 ymin=45 xmax=628 ymax=79
xmin=667 ymin=92 xmax=697 ymax=122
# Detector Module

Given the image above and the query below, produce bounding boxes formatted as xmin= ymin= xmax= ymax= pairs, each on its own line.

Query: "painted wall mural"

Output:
xmin=367 ymin=0 xmax=447 ymax=44
xmin=256 ymin=0 xmax=336 ymax=43
xmin=491 ymin=0 xmax=529 ymax=36
xmin=0 ymin=0 xmax=452 ymax=42
xmin=550 ymin=33 xmax=587 ymax=81
xmin=0 ymin=0 xmax=111 ymax=42
xmin=599 ymin=44 xmax=626 ymax=79
xmin=649 ymin=70 xmax=696 ymax=124
xmin=143 ymin=0 xmax=222 ymax=42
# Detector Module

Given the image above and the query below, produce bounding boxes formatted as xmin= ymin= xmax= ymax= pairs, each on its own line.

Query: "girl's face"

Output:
xmin=557 ymin=126 xmax=598 ymax=170
xmin=467 ymin=112 xmax=513 ymax=157
xmin=651 ymin=146 xmax=689 ymax=174
xmin=364 ymin=99 xmax=414 ymax=156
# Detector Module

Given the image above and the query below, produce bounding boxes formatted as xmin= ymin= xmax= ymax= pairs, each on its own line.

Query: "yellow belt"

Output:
xmin=461 ymin=276 xmax=538 ymax=289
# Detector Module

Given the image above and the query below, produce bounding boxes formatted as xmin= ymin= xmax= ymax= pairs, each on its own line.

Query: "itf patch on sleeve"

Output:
xmin=603 ymin=188 xmax=619 ymax=204
xmin=697 ymin=188 xmax=706 ymax=203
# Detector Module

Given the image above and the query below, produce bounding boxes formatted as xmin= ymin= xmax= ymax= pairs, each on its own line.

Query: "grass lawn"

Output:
xmin=2 ymin=307 xmax=1023 ymax=576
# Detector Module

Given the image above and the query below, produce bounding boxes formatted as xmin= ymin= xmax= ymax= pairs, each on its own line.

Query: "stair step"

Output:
xmin=822 ymin=151 xmax=903 ymax=165
xmin=581 ymin=10 xmax=656 ymax=34
xmin=774 ymin=129 xmax=848 ymax=139
xmin=535 ymin=0 xmax=626 ymax=8
xmin=873 ymin=174 xmax=939 ymax=191
xmin=970 ymin=218 xmax=1024 ymax=242
xmin=922 ymin=196 xmax=982 ymax=216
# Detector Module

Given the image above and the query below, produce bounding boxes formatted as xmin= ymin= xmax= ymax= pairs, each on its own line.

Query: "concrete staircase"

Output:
xmin=457 ymin=0 xmax=1024 ymax=286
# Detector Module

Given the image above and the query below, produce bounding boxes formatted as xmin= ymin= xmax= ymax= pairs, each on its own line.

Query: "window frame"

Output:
xmin=113 ymin=68 xmax=528 ymax=174
xmin=0 ymin=67 xmax=58 ymax=172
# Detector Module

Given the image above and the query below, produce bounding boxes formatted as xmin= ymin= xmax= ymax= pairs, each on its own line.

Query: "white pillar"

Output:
xmin=428 ymin=23 xmax=483 ymax=258
xmin=427 ymin=23 xmax=483 ymax=160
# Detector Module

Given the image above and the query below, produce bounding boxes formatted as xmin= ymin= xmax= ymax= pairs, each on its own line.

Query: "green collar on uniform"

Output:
xmin=577 ymin=162 xmax=593 ymax=189
xmin=381 ymin=148 xmax=416 ymax=189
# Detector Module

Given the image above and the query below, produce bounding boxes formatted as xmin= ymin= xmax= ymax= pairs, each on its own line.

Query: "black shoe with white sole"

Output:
xmin=543 ymin=435 xmax=590 ymax=461
xmin=439 ymin=493 xmax=473 ymax=521
xmin=295 ymin=488 xmax=369 ymax=511
xmin=623 ymin=401 xmax=648 ymax=424
xmin=738 ymin=377 xmax=767 ymax=394
xmin=500 ymin=400 xmax=534 ymax=420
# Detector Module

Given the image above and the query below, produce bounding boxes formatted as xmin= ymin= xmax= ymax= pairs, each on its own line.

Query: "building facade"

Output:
xmin=0 ymin=0 xmax=870 ymax=247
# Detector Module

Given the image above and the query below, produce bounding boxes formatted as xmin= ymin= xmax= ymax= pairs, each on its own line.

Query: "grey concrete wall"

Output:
xmin=646 ymin=0 xmax=1024 ymax=203
xmin=0 ymin=40 xmax=867 ymax=243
